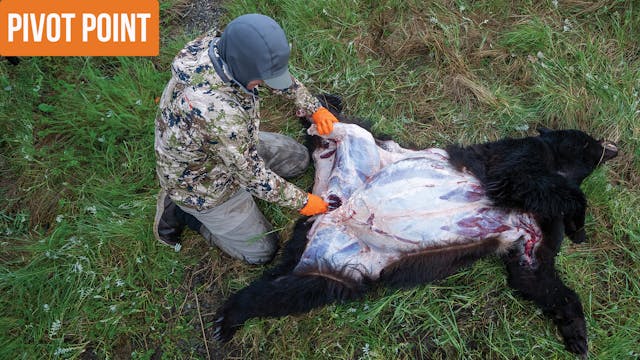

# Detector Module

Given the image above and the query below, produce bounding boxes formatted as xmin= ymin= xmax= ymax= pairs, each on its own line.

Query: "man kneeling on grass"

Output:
xmin=153 ymin=14 xmax=339 ymax=264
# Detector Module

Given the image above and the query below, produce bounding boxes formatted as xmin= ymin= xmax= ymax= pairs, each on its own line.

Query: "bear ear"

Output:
xmin=536 ymin=127 xmax=552 ymax=135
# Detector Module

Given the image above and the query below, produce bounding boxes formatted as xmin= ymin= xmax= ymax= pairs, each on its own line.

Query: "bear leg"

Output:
xmin=502 ymin=218 xmax=588 ymax=355
xmin=565 ymin=213 xmax=587 ymax=244
xmin=213 ymin=272 xmax=366 ymax=342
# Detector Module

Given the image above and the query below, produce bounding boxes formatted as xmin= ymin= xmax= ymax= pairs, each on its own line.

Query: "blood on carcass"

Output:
xmin=299 ymin=123 xmax=542 ymax=281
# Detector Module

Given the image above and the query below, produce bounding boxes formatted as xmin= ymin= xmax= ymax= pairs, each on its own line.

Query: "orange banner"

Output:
xmin=0 ymin=0 xmax=159 ymax=56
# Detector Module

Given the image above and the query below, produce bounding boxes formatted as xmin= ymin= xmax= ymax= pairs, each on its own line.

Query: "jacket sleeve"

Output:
xmin=202 ymin=96 xmax=308 ymax=210
xmin=271 ymin=75 xmax=323 ymax=118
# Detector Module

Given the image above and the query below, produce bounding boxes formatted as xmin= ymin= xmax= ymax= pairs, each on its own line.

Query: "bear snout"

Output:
xmin=601 ymin=141 xmax=618 ymax=161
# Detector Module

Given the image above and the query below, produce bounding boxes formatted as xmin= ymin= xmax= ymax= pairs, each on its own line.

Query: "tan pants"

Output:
xmin=179 ymin=132 xmax=309 ymax=264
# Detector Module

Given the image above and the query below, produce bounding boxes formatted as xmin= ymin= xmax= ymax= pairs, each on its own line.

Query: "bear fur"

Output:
xmin=446 ymin=128 xmax=617 ymax=244
xmin=212 ymin=98 xmax=618 ymax=356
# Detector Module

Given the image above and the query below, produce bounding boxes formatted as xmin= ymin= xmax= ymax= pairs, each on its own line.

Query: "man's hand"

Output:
xmin=299 ymin=193 xmax=329 ymax=216
xmin=311 ymin=107 xmax=339 ymax=135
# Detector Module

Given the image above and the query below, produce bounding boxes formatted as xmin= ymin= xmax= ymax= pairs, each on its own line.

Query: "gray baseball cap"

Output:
xmin=218 ymin=14 xmax=293 ymax=90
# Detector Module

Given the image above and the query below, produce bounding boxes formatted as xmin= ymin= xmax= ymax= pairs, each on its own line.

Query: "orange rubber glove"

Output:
xmin=299 ymin=193 xmax=329 ymax=216
xmin=311 ymin=107 xmax=339 ymax=135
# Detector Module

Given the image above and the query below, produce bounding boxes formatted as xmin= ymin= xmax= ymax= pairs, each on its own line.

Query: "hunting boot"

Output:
xmin=153 ymin=190 xmax=201 ymax=246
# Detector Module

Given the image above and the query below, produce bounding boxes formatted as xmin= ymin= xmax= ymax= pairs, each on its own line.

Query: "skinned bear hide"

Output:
xmin=299 ymin=123 xmax=542 ymax=281
xmin=213 ymin=120 xmax=618 ymax=356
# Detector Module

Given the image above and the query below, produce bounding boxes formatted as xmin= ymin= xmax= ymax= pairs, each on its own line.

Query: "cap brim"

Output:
xmin=263 ymin=69 xmax=293 ymax=90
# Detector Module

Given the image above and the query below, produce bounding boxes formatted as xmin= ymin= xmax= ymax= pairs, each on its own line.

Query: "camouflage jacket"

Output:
xmin=155 ymin=33 xmax=323 ymax=211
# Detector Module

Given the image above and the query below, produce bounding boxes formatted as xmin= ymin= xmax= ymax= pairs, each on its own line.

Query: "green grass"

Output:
xmin=1 ymin=0 xmax=639 ymax=359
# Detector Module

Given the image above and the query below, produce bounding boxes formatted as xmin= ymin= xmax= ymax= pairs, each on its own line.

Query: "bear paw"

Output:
xmin=559 ymin=317 xmax=588 ymax=356
xmin=568 ymin=228 xmax=587 ymax=244
xmin=212 ymin=313 xmax=239 ymax=343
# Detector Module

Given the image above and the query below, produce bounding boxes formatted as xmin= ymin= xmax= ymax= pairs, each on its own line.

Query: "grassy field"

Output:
xmin=1 ymin=0 xmax=639 ymax=359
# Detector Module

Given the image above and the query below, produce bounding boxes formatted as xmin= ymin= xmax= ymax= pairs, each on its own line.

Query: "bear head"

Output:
xmin=537 ymin=127 xmax=618 ymax=185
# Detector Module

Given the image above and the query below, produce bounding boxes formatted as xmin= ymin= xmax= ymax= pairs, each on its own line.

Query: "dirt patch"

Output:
xmin=176 ymin=255 xmax=227 ymax=359
xmin=174 ymin=0 xmax=227 ymax=36
xmin=163 ymin=233 xmax=261 ymax=359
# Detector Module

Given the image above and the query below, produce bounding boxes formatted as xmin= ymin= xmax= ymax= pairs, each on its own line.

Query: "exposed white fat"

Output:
xmin=298 ymin=123 xmax=541 ymax=281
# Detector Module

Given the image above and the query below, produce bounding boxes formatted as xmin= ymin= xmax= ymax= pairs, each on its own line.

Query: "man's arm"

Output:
xmin=271 ymin=75 xmax=322 ymax=116
xmin=202 ymin=98 xmax=308 ymax=210
xmin=272 ymin=76 xmax=339 ymax=135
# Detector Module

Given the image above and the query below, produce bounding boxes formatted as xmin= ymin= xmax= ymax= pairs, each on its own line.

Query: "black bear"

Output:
xmin=446 ymin=127 xmax=618 ymax=245
xmin=212 ymin=102 xmax=618 ymax=356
